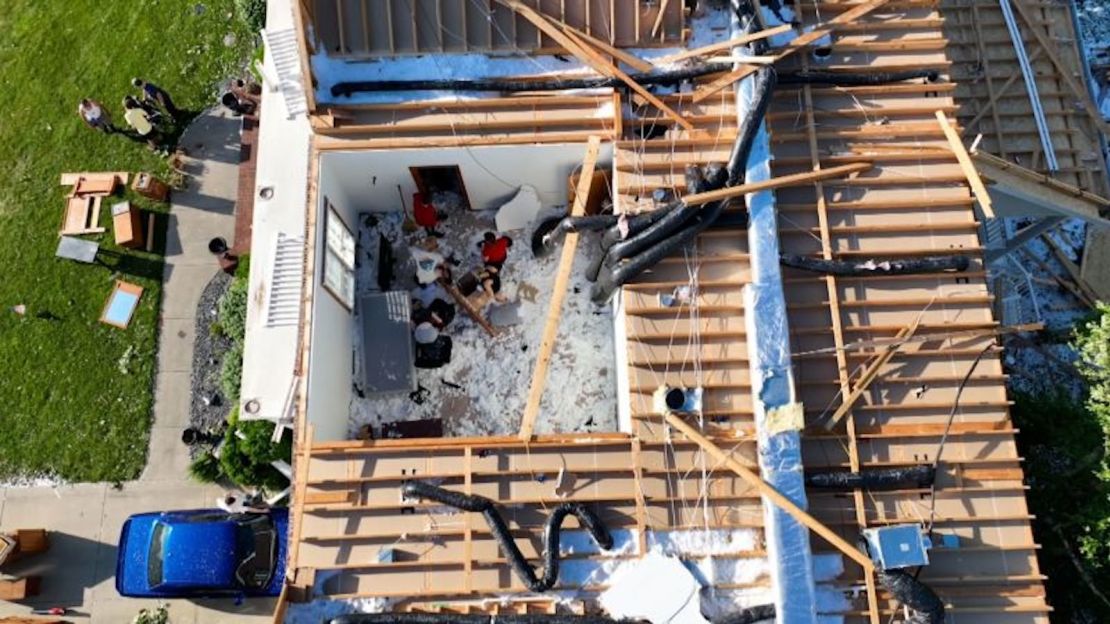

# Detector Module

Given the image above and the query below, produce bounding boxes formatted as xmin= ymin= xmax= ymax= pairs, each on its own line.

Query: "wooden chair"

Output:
xmin=57 ymin=172 xmax=127 ymax=236
xmin=1 ymin=529 xmax=50 ymax=566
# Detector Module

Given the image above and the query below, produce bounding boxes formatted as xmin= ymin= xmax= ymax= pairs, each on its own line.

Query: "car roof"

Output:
xmin=158 ymin=517 xmax=239 ymax=589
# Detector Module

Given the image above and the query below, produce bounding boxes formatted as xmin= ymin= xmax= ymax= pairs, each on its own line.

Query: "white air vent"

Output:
xmin=266 ymin=234 xmax=305 ymax=327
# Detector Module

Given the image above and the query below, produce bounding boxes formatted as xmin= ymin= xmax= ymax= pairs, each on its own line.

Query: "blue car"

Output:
xmin=115 ymin=508 xmax=289 ymax=598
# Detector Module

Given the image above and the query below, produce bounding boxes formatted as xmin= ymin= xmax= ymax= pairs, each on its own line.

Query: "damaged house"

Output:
xmin=238 ymin=0 xmax=1110 ymax=621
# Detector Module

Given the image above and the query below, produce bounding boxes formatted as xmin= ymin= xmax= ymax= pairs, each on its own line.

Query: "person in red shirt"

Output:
xmin=479 ymin=231 xmax=513 ymax=269
xmin=413 ymin=192 xmax=445 ymax=237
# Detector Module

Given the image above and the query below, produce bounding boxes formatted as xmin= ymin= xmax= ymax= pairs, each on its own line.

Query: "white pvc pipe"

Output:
xmin=999 ymin=0 xmax=1059 ymax=171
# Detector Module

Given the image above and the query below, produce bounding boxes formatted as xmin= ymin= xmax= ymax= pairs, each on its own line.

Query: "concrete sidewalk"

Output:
xmin=0 ymin=109 xmax=274 ymax=624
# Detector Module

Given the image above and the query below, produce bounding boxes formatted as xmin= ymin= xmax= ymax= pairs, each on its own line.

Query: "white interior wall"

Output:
xmin=306 ymin=141 xmax=612 ymax=442
xmin=306 ymin=163 xmax=357 ymax=442
xmin=319 ymin=143 xmax=614 ymax=214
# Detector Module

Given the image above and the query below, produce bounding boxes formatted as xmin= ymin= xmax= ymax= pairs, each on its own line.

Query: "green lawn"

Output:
xmin=0 ymin=1 xmax=253 ymax=482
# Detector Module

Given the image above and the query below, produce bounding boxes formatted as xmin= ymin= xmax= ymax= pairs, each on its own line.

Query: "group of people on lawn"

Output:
xmin=77 ymin=78 xmax=179 ymax=150
xmin=408 ymin=191 xmax=514 ymax=369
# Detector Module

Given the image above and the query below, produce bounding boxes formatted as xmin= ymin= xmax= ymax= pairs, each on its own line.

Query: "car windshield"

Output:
xmin=148 ymin=522 xmax=166 ymax=587
xmin=234 ymin=515 xmax=276 ymax=590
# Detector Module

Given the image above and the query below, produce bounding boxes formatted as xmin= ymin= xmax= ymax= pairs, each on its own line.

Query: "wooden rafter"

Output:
xmin=691 ymin=0 xmax=891 ymax=103
xmin=556 ymin=20 xmax=654 ymax=73
xmin=519 ymin=136 xmax=603 ymax=441
xmin=798 ymin=45 xmax=881 ymax=623
xmin=1007 ymin=0 xmax=1110 ymax=135
xmin=679 ymin=161 xmax=873 ymax=206
xmin=663 ymin=412 xmax=876 ymax=573
xmin=937 ymin=110 xmax=995 ymax=219
xmin=492 ymin=0 xmax=695 ymax=131
xmin=657 ymin=25 xmax=793 ymax=63
xmin=820 ymin=319 xmax=922 ymax=432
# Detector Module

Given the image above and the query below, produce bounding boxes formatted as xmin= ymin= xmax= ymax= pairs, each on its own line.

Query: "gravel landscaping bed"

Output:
xmin=189 ymin=270 xmax=235 ymax=450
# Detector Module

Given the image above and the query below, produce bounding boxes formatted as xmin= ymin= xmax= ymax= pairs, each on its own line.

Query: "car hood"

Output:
xmin=161 ymin=521 xmax=239 ymax=589
xmin=116 ymin=513 xmax=159 ymax=596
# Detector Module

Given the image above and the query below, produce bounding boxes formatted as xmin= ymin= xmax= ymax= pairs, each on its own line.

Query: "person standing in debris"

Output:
xmin=478 ymin=231 xmax=513 ymax=270
xmin=133 ymin=78 xmax=180 ymax=120
xmin=411 ymin=237 xmax=447 ymax=286
xmin=77 ymin=99 xmax=118 ymax=134
xmin=122 ymin=96 xmax=161 ymax=150
xmin=413 ymin=192 xmax=446 ymax=237
xmin=460 ymin=265 xmax=508 ymax=308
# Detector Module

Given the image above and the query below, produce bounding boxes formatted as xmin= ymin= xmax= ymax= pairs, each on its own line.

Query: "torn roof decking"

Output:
xmin=289 ymin=2 xmax=1054 ymax=622
xmin=941 ymin=0 xmax=1110 ymax=196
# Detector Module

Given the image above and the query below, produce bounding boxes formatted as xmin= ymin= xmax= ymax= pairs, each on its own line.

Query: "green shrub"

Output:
xmin=188 ymin=452 xmax=223 ymax=484
xmin=220 ymin=344 xmax=244 ymax=401
xmin=217 ymin=277 xmax=249 ymax=346
xmin=235 ymin=0 xmax=267 ymax=33
xmin=217 ymin=408 xmax=290 ymax=493
xmin=209 ymin=321 xmax=224 ymax=338
xmin=239 ymin=418 xmax=292 ymax=465
xmin=235 ymin=253 xmax=251 ymax=282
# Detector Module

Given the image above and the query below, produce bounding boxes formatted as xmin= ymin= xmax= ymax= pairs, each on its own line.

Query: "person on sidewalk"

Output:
xmin=478 ymin=231 xmax=513 ymax=270
xmin=133 ymin=77 xmax=180 ymax=120
xmin=122 ymin=96 xmax=161 ymax=150
xmin=77 ymin=99 xmax=117 ymax=134
xmin=216 ymin=491 xmax=268 ymax=514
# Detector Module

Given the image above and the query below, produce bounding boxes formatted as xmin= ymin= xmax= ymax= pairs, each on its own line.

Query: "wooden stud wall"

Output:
xmin=309 ymin=0 xmax=683 ymax=57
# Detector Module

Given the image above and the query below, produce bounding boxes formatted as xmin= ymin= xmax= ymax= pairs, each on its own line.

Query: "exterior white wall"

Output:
xmin=319 ymin=143 xmax=614 ymax=213
xmin=305 ymin=164 xmax=358 ymax=442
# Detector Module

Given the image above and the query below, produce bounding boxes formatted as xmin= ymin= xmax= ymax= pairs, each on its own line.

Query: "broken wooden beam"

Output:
xmin=936 ymin=110 xmax=995 ymax=219
xmin=793 ymin=323 xmax=1043 ymax=357
xmin=680 ymin=161 xmax=873 ymax=206
xmin=663 ymin=411 xmax=876 ymax=573
xmin=692 ymin=0 xmax=891 ymax=103
xmin=519 ymin=136 xmax=603 ymax=441
xmin=1041 ymin=232 xmax=1101 ymax=306
xmin=493 ymin=0 xmax=695 ymax=132
xmin=657 ymin=25 xmax=794 ymax=64
xmin=556 ymin=20 xmax=654 ymax=73
xmin=820 ymin=317 xmax=922 ymax=431
xmin=441 ymin=278 xmax=499 ymax=337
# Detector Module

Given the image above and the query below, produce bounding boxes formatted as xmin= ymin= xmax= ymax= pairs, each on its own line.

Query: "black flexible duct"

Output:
xmin=583 ymin=160 xmax=727 ymax=275
xmin=331 ymin=63 xmax=732 ymax=98
xmin=876 ymin=569 xmax=946 ymax=624
xmin=591 ymin=164 xmax=721 ymax=277
xmin=777 ymin=69 xmax=940 ymax=86
xmin=532 ymin=214 xmax=621 ymax=257
xmin=401 ymin=481 xmax=613 ymax=593
xmin=806 ymin=465 xmax=936 ymax=491
xmin=780 ymin=254 xmax=970 ymax=276
xmin=590 ymin=66 xmax=776 ymax=303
